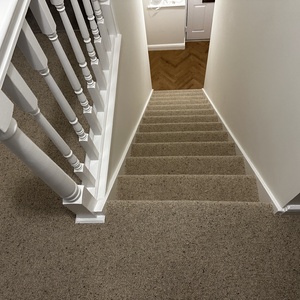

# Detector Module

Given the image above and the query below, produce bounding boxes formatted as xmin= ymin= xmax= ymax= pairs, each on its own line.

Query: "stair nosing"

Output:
xmin=139 ymin=121 xmax=223 ymax=126
xmin=118 ymin=174 xmax=256 ymax=179
xmin=136 ymin=130 xmax=228 ymax=134
xmin=142 ymin=114 xmax=217 ymax=119
xmin=126 ymin=155 xmax=245 ymax=160
xmin=132 ymin=141 xmax=235 ymax=146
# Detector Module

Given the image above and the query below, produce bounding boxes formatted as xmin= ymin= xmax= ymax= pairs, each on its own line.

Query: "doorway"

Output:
xmin=186 ymin=0 xmax=214 ymax=40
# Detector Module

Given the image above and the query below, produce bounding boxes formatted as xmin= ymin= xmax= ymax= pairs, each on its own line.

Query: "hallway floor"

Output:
xmin=148 ymin=41 xmax=209 ymax=90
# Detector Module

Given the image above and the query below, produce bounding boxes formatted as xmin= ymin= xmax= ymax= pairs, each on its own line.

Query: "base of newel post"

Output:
xmin=75 ymin=214 xmax=105 ymax=224
xmin=63 ymin=185 xmax=104 ymax=223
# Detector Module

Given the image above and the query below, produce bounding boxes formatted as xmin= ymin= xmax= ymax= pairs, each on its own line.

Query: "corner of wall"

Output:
xmin=202 ymin=88 xmax=283 ymax=213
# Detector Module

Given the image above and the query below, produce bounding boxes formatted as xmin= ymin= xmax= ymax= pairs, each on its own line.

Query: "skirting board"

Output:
xmin=148 ymin=43 xmax=185 ymax=51
xmin=94 ymin=89 xmax=154 ymax=213
xmin=202 ymin=88 xmax=296 ymax=215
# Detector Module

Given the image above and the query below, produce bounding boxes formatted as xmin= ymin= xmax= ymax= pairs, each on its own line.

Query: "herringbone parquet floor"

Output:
xmin=149 ymin=42 xmax=209 ymax=90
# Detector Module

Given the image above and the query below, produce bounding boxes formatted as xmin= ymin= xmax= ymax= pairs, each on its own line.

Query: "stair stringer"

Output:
xmin=92 ymin=89 xmax=154 ymax=214
xmin=75 ymin=34 xmax=122 ymax=223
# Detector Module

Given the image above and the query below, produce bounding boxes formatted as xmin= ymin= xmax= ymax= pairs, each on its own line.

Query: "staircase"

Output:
xmin=114 ymin=89 xmax=259 ymax=203
xmin=99 ymin=90 xmax=300 ymax=299
xmin=3 ymin=89 xmax=300 ymax=299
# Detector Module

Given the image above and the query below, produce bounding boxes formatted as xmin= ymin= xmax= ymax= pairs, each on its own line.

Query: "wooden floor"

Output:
xmin=148 ymin=41 xmax=209 ymax=90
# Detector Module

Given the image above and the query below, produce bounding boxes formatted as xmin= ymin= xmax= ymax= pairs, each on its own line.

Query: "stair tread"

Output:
xmin=147 ymin=104 xmax=211 ymax=110
xmin=139 ymin=122 xmax=223 ymax=132
xmin=142 ymin=115 xmax=218 ymax=124
xmin=152 ymin=89 xmax=203 ymax=95
xmin=135 ymin=131 xmax=228 ymax=143
xmin=145 ymin=109 xmax=215 ymax=116
xmin=149 ymin=99 xmax=209 ymax=105
xmin=119 ymin=174 xmax=254 ymax=178
xmin=125 ymin=156 xmax=246 ymax=175
xmin=126 ymin=155 xmax=244 ymax=159
xmin=133 ymin=141 xmax=235 ymax=145
xmin=131 ymin=141 xmax=236 ymax=157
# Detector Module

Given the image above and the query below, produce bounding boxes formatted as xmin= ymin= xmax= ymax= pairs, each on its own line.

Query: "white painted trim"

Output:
xmin=75 ymin=214 xmax=105 ymax=224
xmin=0 ymin=0 xmax=31 ymax=88
xmin=148 ymin=43 xmax=185 ymax=51
xmin=79 ymin=34 xmax=121 ymax=224
xmin=147 ymin=0 xmax=186 ymax=9
xmin=147 ymin=4 xmax=185 ymax=8
xmin=202 ymin=88 xmax=286 ymax=214
xmin=281 ymin=205 xmax=300 ymax=214
xmin=96 ymin=35 xmax=122 ymax=200
xmin=94 ymin=89 xmax=154 ymax=213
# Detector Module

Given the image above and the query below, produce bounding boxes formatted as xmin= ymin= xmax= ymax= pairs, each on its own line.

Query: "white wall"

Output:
xmin=107 ymin=0 xmax=152 ymax=190
xmin=142 ymin=0 xmax=186 ymax=50
xmin=204 ymin=0 xmax=300 ymax=208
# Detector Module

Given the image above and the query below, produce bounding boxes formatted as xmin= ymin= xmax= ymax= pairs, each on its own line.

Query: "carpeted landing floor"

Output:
xmin=1 ymin=34 xmax=300 ymax=299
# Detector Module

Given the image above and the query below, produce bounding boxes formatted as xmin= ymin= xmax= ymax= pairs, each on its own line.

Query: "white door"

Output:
xmin=186 ymin=0 xmax=214 ymax=40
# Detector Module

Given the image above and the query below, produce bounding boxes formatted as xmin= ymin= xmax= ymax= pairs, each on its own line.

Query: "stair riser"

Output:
xmin=125 ymin=157 xmax=246 ymax=175
xmin=145 ymin=109 xmax=215 ymax=116
xmin=117 ymin=175 xmax=259 ymax=202
xmin=147 ymin=104 xmax=211 ymax=110
xmin=131 ymin=142 xmax=236 ymax=157
xmin=152 ymin=90 xmax=204 ymax=96
xmin=135 ymin=131 xmax=228 ymax=143
xmin=149 ymin=99 xmax=209 ymax=105
xmin=139 ymin=123 xmax=223 ymax=132
xmin=142 ymin=115 xmax=218 ymax=124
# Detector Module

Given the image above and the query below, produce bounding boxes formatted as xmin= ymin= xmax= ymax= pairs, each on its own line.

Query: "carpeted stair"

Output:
xmin=114 ymin=89 xmax=259 ymax=203
xmin=100 ymin=90 xmax=300 ymax=299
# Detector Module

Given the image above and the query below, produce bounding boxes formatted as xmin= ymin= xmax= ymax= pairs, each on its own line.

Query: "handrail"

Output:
xmin=0 ymin=0 xmax=31 ymax=88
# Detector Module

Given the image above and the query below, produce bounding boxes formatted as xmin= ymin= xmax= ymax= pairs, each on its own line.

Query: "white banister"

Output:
xmin=69 ymin=0 xmax=107 ymax=90
xmin=82 ymin=0 xmax=110 ymax=70
xmin=16 ymin=19 xmax=99 ymax=160
xmin=41 ymin=68 xmax=100 ymax=160
xmin=0 ymin=94 xmax=101 ymax=220
xmin=0 ymin=0 xmax=121 ymax=223
xmin=91 ymin=0 xmax=112 ymax=51
xmin=0 ymin=0 xmax=31 ymax=88
xmin=0 ymin=105 xmax=80 ymax=202
xmin=49 ymin=0 xmax=104 ymax=111
xmin=21 ymin=20 xmax=102 ymax=136
xmin=3 ymin=63 xmax=96 ymax=187
xmin=29 ymin=0 xmax=104 ymax=123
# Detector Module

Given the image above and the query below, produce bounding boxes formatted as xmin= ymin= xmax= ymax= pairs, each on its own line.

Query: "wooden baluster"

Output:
xmin=0 ymin=92 xmax=80 ymax=203
xmin=28 ymin=2 xmax=103 ymax=131
xmin=16 ymin=21 xmax=99 ymax=160
xmin=91 ymin=0 xmax=112 ymax=52
xmin=3 ymin=63 xmax=95 ymax=187
xmin=30 ymin=0 xmax=104 ymax=112
xmin=69 ymin=0 xmax=107 ymax=89
xmin=49 ymin=0 xmax=104 ymax=111
xmin=0 ymin=92 xmax=99 ymax=218
xmin=82 ymin=0 xmax=109 ymax=70
xmin=18 ymin=20 xmax=101 ymax=138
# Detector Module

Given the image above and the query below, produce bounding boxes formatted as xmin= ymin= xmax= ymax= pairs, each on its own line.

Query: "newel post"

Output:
xmin=0 ymin=91 xmax=80 ymax=202
xmin=0 ymin=91 xmax=102 ymax=221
